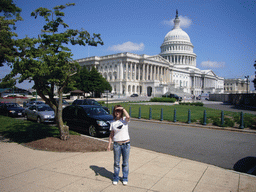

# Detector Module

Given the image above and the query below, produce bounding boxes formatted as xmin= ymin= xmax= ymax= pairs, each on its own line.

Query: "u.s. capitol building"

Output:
xmin=76 ymin=11 xmax=224 ymax=97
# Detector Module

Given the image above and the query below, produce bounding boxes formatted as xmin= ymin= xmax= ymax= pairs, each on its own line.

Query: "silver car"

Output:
xmin=24 ymin=104 xmax=55 ymax=123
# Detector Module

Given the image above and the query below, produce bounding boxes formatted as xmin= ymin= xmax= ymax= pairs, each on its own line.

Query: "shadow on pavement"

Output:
xmin=90 ymin=165 xmax=113 ymax=181
xmin=233 ymin=156 xmax=256 ymax=176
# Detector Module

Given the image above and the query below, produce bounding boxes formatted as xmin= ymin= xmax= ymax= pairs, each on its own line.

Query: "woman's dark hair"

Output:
xmin=113 ymin=105 xmax=124 ymax=120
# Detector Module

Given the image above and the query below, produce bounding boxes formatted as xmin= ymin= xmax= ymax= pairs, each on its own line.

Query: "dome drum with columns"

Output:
xmin=75 ymin=10 xmax=224 ymax=97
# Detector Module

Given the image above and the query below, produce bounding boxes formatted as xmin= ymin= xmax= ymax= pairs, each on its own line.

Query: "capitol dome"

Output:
xmin=160 ymin=10 xmax=196 ymax=68
xmin=164 ymin=28 xmax=190 ymax=43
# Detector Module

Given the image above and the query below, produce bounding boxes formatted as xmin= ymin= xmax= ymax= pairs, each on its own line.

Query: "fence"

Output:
xmin=111 ymin=106 xmax=248 ymax=129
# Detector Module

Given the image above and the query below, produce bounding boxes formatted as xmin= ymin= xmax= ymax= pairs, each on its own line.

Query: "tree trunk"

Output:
xmin=56 ymin=91 xmax=69 ymax=140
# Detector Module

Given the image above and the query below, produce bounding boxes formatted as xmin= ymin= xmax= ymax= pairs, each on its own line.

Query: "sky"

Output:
xmin=1 ymin=0 xmax=256 ymax=90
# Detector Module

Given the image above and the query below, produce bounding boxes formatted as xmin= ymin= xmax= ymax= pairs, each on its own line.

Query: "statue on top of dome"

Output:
xmin=175 ymin=9 xmax=179 ymax=19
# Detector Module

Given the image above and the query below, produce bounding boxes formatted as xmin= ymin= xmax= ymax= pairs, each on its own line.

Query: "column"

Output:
xmin=125 ymin=63 xmax=128 ymax=80
xmin=138 ymin=64 xmax=140 ymax=81
xmin=134 ymin=63 xmax=137 ymax=81
xmin=153 ymin=65 xmax=156 ymax=80
xmin=130 ymin=63 xmax=132 ymax=80
xmin=150 ymin=65 xmax=153 ymax=80
xmin=142 ymin=64 xmax=145 ymax=80
xmin=117 ymin=63 xmax=120 ymax=80
xmin=146 ymin=64 xmax=149 ymax=80
xmin=156 ymin=66 xmax=159 ymax=80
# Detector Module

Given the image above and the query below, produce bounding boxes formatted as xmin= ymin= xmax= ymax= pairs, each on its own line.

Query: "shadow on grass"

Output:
xmin=1 ymin=120 xmax=59 ymax=144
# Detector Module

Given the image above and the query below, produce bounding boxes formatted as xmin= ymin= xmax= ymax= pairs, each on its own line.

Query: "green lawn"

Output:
xmin=1 ymin=102 xmax=255 ymax=143
xmin=0 ymin=116 xmax=79 ymax=143
xmin=103 ymin=102 xmax=256 ymax=128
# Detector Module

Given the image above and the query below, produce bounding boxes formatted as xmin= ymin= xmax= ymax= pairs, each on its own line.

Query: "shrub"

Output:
xmin=179 ymin=102 xmax=204 ymax=106
xmin=211 ymin=116 xmax=234 ymax=127
xmin=199 ymin=117 xmax=210 ymax=125
xmin=224 ymin=118 xmax=235 ymax=127
xmin=98 ymin=101 xmax=105 ymax=105
xmin=150 ymin=97 xmax=176 ymax=103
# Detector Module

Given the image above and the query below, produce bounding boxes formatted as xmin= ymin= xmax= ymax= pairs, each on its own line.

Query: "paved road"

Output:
xmin=128 ymin=120 xmax=256 ymax=170
xmin=204 ymin=103 xmax=256 ymax=115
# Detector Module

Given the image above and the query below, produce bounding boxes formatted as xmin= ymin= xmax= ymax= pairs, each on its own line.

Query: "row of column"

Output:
xmin=119 ymin=62 xmax=170 ymax=83
xmin=192 ymin=76 xmax=216 ymax=88
xmin=163 ymin=55 xmax=196 ymax=66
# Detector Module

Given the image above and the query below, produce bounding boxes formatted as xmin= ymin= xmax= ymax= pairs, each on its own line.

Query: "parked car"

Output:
xmin=72 ymin=99 xmax=109 ymax=113
xmin=62 ymin=105 xmax=113 ymax=137
xmin=162 ymin=93 xmax=182 ymax=101
xmin=24 ymin=104 xmax=55 ymax=123
xmin=23 ymin=100 xmax=45 ymax=108
xmin=130 ymin=93 xmax=139 ymax=97
xmin=0 ymin=103 xmax=24 ymax=117
xmin=55 ymin=98 xmax=70 ymax=108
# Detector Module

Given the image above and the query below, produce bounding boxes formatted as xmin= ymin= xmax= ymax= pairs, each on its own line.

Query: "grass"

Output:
xmin=103 ymin=102 xmax=256 ymax=128
xmin=1 ymin=102 xmax=255 ymax=143
xmin=0 ymin=116 xmax=79 ymax=143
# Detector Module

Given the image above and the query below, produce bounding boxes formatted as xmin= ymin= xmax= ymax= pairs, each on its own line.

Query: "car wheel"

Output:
xmin=37 ymin=117 xmax=41 ymax=123
xmin=89 ymin=125 xmax=97 ymax=137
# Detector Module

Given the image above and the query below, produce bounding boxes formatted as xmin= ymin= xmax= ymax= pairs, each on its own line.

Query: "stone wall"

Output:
xmin=209 ymin=93 xmax=256 ymax=107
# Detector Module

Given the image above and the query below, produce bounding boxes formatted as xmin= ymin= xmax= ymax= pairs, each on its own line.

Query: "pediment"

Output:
xmin=202 ymin=70 xmax=217 ymax=77
xmin=146 ymin=55 xmax=170 ymax=64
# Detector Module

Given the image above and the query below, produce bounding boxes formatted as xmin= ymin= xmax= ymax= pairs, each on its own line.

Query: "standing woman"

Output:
xmin=107 ymin=105 xmax=130 ymax=185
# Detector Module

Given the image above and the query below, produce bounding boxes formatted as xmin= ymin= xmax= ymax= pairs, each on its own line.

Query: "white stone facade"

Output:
xmin=75 ymin=11 xmax=224 ymax=97
xmin=224 ymin=78 xmax=250 ymax=93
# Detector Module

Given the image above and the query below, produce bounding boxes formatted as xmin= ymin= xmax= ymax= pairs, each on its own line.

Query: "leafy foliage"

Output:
xmin=66 ymin=66 xmax=112 ymax=97
xmin=0 ymin=0 xmax=22 ymax=66
xmin=0 ymin=74 xmax=16 ymax=88
xmin=10 ymin=3 xmax=103 ymax=139
xmin=150 ymin=97 xmax=176 ymax=103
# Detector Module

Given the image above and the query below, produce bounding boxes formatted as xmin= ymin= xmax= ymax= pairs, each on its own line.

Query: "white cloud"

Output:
xmin=201 ymin=61 xmax=225 ymax=68
xmin=108 ymin=41 xmax=145 ymax=52
xmin=163 ymin=15 xmax=192 ymax=28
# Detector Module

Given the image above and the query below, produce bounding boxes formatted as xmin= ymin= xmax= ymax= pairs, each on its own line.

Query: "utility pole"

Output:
xmin=253 ymin=60 xmax=256 ymax=90
xmin=244 ymin=75 xmax=249 ymax=94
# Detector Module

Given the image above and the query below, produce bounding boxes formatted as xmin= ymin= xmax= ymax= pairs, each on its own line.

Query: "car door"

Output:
xmin=75 ymin=107 xmax=91 ymax=132
xmin=62 ymin=105 xmax=76 ymax=128
xmin=26 ymin=106 xmax=34 ymax=120
xmin=30 ymin=105 xmax=37 ymax=120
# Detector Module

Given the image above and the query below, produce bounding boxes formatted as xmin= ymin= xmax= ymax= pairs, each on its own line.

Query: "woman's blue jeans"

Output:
xmin=113 ymin=142 xmax=130 ymax=182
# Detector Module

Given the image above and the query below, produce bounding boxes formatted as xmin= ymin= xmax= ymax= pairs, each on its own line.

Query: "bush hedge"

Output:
xmin=179 ymin=102 xmax=204 ymax=107
xmin=150 ymin=97 xmax=176 ymax=103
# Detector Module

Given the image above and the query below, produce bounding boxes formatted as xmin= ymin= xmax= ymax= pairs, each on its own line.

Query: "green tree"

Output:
xmin=88 ymin=67 xmax=112 ymax=97
xmin=68 ymin=66 xmax=112 ymax=97
xmin=0 ymin=0 xmax=22 ymax=67
xmin=0 ymin=74 xmax=16 ymax=88
xmin=11 ymin=4 xmax=103 ymax=140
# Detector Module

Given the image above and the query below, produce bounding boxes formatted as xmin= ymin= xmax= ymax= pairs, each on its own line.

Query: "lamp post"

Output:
xmin=244 ymin=75 xmax=249 ymax=94
xmin=254 ymin=60 xmax=256 ymax=90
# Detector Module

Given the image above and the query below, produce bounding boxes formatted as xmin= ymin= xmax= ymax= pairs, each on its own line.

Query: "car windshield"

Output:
xmin=37 ymin=105 xmax=53 ymax=112
xmin=6 ymin=103 xmax=20 ymax=107
xmin=87 ymin=100 xmax=100 ymax=106
xmin=85 ymin=107 xmax=108 ymax=116
xmin=56 ymin=99 xmax=69 ymax=104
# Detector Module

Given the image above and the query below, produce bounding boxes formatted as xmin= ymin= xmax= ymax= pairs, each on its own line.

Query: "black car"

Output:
xmin=0 ymin=103 xmax=24 ymax=117
xmin=62 ymin=105 xmax=113 ymax=137
xmin=162 ymin=93 xmax=182 ymax=101
xmin=130 ymin=93 xmax=139 ymax=97
xmin=23 ymin=100 xmax=45 ymax=108
xmin=72 ymin=99 xmax=109 ymax=113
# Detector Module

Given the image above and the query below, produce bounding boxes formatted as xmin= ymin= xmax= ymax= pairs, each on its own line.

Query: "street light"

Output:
xmin=244 ymin=75 xmax=249 ymax=94
xmin=254 ymin=60 xmax=256 ymax=90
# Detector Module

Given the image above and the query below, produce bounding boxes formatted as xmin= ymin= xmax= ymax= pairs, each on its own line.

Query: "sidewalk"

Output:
xmin=1 ymin=140 xmax=256 ymax=192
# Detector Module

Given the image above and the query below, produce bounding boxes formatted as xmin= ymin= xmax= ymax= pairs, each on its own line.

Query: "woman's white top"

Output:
xmin=110 ymin=117 xmax=130 ymax=142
